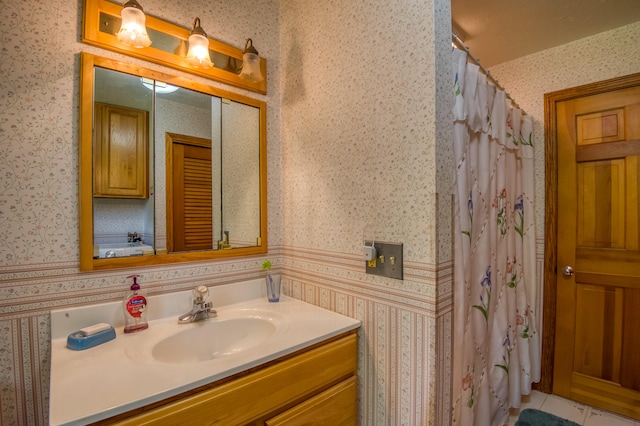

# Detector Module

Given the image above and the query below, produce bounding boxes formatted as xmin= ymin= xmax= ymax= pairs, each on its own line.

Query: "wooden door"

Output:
xmin=552 ymin=79 xmax=640 ymax=419
xmin=166 ymin=133 xmax=213 ymax=252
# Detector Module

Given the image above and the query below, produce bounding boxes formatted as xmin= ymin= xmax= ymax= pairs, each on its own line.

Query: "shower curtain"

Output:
xmin=451 ymin=48 xmax=540 ymax=426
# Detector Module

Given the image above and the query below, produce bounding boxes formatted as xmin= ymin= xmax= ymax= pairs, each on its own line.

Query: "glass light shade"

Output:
xmin=186 ymin=33 xmax=213 ymax=69
xmin=116 ymin=3 xmax=151 ymax=48
xmin=239 ymin=51 xmax=263 ymax=83
xmin=239 ymin=39 xmax=263 ymax=83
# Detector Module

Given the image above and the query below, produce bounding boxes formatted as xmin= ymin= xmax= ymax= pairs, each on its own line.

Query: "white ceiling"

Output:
xmin=451 ymin=0 xmax=640 ymax=68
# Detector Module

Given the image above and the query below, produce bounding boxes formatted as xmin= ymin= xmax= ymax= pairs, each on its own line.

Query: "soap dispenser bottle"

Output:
xmin=123 ymin=274 xmax=148 ymax=333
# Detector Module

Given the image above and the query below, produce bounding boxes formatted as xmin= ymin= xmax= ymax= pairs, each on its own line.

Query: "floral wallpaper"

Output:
xmin=0 ymin=0 xmax=280 ymax=424
xmin=1 ymin=0 xmax=639 ymax=423
xmin=1 ymin=0 xmax=78 ymax=265
xmin=279 ymin=0 xmax=454 ymax=423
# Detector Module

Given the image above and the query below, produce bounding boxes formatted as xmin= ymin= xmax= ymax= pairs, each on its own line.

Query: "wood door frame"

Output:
xmin=541 ymin=72 xmax=640 ymax=393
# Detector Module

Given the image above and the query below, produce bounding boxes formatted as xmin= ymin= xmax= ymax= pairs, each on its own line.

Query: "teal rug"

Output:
xmin=515 ymin=408 xmax=580 ymax=426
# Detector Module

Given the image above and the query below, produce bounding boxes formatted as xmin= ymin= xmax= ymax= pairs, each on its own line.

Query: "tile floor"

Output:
xmin=507 ymin=391 xmax=640 ymax=425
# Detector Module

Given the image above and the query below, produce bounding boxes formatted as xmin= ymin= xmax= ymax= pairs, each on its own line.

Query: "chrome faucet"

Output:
xmin=128 ymin=232 xmax=141 ymax=243
xmin=178 ymin=286 xmax=217 ymax=323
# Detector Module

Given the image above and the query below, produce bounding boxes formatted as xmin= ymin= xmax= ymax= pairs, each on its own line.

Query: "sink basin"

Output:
xmin=151 ymin=317 xmax=277 ymax=364
xmin=50 ymin=280 xmax=362 ymax=425
xmin=97 ymin=243 xmax=154 ymax=258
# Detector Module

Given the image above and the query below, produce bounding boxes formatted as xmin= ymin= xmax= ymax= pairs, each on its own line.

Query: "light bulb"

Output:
xmin=116 ymin=0 xmax=151 ymax=48
xmin=185 ymin=18 xmax=213 ymax=69
xmin=239 ymin=39 xmax=264 ymax=83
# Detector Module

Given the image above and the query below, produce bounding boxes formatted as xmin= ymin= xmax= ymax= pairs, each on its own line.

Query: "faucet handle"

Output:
xmin=193 ymin=286 xmax=210 ymax=304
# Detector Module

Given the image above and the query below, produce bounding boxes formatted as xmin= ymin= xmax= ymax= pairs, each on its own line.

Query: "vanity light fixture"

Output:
xmin=83 ymin=0 xmax=267 ymax=93
xmin=116 ymin=0 xmax=151 ymax=48
xmin=238 ymin=38 xmax=264 ymax=83
xmin=185 ymin=17 xmax=213 ymax=69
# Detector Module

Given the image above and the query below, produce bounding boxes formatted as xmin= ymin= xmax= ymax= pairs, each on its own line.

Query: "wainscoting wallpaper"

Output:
xmin=282 ymin=248 xmax=452 ymax=425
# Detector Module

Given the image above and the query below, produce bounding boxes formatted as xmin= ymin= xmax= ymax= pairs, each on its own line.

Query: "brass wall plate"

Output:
xmin=365 ymin=241 xmax=403 ymax=280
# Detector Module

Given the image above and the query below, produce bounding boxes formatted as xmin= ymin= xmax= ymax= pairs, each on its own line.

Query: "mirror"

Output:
xmin=80 ymin=53 xmax=267 ymax=271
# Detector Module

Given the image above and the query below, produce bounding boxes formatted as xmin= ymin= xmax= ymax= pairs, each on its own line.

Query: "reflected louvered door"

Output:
xmin=170 ymin=142 xmax=212 ymax=252
xmin=554 ymin=84 xmax=640 ymax=420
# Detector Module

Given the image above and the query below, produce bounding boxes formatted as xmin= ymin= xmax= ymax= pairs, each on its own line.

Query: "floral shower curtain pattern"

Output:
xmin=451 ymin=48 xmax=540 ymax=426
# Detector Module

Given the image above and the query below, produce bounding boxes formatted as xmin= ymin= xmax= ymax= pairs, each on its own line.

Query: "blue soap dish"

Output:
xmin=67 ymin=326 xmax=116 ymax=351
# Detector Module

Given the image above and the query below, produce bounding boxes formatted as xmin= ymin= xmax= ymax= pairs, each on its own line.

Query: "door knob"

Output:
xmin=562 ymin=266 xmax=574 ymax=277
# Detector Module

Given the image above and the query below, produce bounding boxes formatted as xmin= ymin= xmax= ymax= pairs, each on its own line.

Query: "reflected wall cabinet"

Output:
xmin=94 ymin=103 xmax=149 ymax=199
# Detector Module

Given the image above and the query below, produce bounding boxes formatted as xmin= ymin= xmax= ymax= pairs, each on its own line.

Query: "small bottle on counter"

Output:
xmin=123 ymin=274 xmax=148 ymax=333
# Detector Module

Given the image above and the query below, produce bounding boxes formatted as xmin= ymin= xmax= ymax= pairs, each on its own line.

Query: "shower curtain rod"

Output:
xmin=452 ymin=33 xmax=524 ymax=112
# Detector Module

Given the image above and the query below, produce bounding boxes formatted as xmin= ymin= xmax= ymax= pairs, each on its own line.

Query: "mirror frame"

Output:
xmin=83 ymin=0 xmax=267 ymax=95
xmin=80 ymin=52 xmax=267 ymax=271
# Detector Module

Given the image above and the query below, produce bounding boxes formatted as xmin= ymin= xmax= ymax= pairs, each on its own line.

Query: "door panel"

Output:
xmin=572 ymin=284 xmax=622 ymax=381
xmin=621 ymin=288 xmax=640 ymax=391
xmin=174 ymin=145 xmax=213 ymax=251
xmin=166 ymin=134 xmax=213 ymax=252
xmin=576 ymin=160 xmax=626 ymax=248
xmin=577 ymin=108 xmax=625 ymax=145
xmin=554 ymin=84 xmax=640 ymax=420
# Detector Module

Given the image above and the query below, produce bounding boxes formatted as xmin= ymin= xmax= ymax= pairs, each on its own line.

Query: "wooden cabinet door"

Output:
xmin=266 ymin=376 xmax=357 ymax=426
xmin=554 ymin=83 xmax=640 ymax=420
xmin=103 ymin=334 xmax=357 ymax=426
xmin=94 ymin=103 xmax=149 ymax=198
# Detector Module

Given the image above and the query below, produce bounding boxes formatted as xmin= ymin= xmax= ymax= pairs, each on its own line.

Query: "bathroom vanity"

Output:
xmin=98 ymin=333 xmax=356 ymax=425
xmin=49 ymin=279 xmax=360 ymax=425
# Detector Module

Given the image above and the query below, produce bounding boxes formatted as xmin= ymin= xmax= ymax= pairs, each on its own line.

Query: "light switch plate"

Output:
xmin=365 ymin=241 xmax=403 ymax=280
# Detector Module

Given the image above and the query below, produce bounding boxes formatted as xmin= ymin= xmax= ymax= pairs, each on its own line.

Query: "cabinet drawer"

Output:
xmin=110 ymin=333 xmax=357 ymax=425
xmin=266 ymin=376 xmax=357 ymax=426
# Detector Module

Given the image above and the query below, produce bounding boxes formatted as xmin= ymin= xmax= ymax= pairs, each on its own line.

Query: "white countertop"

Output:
xmin=49 ymin=279 xmax=361 ymax=425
